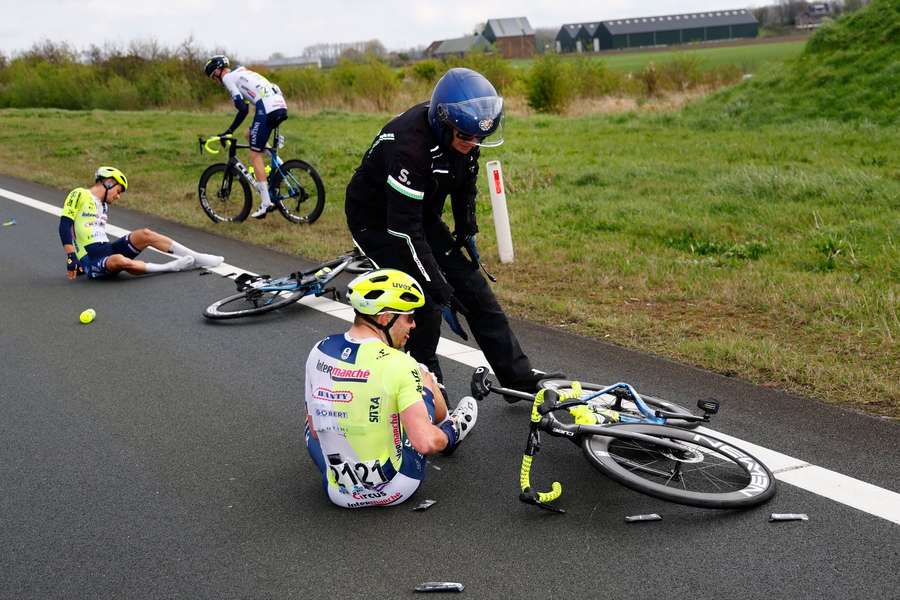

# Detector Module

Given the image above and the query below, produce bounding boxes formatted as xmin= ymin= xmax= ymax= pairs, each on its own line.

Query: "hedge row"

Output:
xmin=0 ymin=47 xmax=743 ymax=114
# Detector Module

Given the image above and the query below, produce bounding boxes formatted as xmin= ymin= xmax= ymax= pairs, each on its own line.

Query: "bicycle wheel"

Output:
xmin=541 ymin=380 xmax=699 ymax=429
xmin=198 ymin=163 xmax=252 ymax=223
xmin=270 ymin=159 xmax=326 ymax=224
xmin=203 ymin=276 xmax=307 ymax=320
xmin=583 ymin=424 xmax=775 ymax=509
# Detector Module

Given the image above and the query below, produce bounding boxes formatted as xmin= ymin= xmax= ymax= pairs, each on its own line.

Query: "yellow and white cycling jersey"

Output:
xmin=61 ymin=187 xmax=108 ymax=259
xmin=304 ymin=333 xmax=430 ymax=507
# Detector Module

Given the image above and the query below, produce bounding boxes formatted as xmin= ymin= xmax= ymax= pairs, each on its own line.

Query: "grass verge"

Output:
xmin=0 ymin=107 xmax=897 ymax=418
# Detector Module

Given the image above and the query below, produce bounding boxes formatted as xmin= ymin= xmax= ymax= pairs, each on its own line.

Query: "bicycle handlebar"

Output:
xmin=199 ymin=134 xmax=235 ymax=155
xmin=518 ymin=387 xmax=565 ymax=510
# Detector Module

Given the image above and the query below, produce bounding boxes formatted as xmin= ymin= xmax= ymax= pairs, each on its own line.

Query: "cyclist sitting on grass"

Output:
xmin=205 ymin=55 xmax=289 ymax=219
xmin=304 ymin=269 xmax=477 ymax=508
xmin=59 ymin=166 xmax=224 ymax=280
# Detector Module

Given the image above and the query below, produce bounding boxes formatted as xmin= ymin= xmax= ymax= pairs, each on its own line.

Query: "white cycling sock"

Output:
xmin=144 ymin=255 xmax=194 ymax=273
xmin=256 ymin=181 xmax=272 ymax=206
xmin=168 ymin=242 xmax=223 ymax=268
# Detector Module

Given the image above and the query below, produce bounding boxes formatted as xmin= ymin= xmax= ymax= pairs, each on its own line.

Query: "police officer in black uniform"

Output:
xmin=345 ymin=68 xmax=560 ymax=397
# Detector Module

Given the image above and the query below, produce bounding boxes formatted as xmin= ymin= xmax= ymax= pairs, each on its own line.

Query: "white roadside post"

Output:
xmin=485 ymin=160 xmax=514 ymax=263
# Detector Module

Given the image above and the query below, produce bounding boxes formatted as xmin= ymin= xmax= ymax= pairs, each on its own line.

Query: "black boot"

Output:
xmin=502 ymin=369 xmax=566 ymax=403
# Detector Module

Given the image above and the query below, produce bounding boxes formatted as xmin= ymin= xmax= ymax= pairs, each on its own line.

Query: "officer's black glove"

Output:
xmin=462 ymin=235 xmax=480 ymax=269
xmin=440 ymin=295 xmax=469 ymax=341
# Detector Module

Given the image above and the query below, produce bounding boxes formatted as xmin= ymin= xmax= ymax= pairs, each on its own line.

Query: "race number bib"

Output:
xmin=327 ymin=454 xmax=389 ymax=489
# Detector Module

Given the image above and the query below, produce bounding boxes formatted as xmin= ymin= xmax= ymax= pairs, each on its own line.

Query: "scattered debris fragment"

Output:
xmin=625 ymin=513 xmax=662 ymax=523
xmin=2 ymin=218 xmax=15 ymax=226
xmin=770 ymin=513 xmax=809 ymax=522
xmin=414 ymin=581 xmax=464 ymax=593
xmin=412 ymin=499 xmax=437 ymax=512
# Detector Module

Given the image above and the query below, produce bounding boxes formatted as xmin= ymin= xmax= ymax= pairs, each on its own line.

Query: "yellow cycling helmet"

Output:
xmin=95 ymin=166 xmax=128 ymax=191
xmin=348 ymin=269 xmax=425 ymax=315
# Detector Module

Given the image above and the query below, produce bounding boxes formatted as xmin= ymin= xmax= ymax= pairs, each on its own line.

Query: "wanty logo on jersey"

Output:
xmin=315 ymin=387 xmax=353 ymax=403
xmin=316 ymin=360 xmax=370 ymax=382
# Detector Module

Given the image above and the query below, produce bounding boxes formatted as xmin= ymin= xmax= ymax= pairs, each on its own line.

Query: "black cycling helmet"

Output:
xmin=204 ymin=55 xmax=230 ymax=78
xmin=427 ymin=68 xmax=504 ymax=148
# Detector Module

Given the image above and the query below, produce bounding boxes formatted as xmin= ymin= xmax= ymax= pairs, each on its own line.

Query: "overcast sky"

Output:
xmin=1 ymin=0 xmax=762 ymax=60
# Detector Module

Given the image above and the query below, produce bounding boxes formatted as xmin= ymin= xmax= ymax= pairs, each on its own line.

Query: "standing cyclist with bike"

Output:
xmin=345 ymin=68 xmax=561 ymax=398
xmin=59 ymin=167 xmax=224 ymax=279
xmin=304 ymin=269 xmax=477 ymax=508
xmin=205 ymin=55 xmax=288 ymax=219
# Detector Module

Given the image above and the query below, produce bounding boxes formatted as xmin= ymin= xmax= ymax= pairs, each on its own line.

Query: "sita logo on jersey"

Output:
xmin=316 ymin=360 xmax=371 ymax=382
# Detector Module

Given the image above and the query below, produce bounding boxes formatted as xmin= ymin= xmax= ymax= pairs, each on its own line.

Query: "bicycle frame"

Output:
xmin=469 ymin=367 xmax=718 ymax=512
xmin=199 ymin=131 xmax=295 ymax=195
xmin=234 ymin=250 xmax=368 ymax=297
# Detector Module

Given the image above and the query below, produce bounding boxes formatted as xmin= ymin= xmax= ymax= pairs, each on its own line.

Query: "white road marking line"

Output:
xmin=4 ymin=186 xmax=899 ymax=525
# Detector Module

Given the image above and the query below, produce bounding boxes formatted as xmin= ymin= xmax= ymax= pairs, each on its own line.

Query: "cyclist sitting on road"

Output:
xmin=205 ymin=55 xmax=289 ymax=219
xmin=345 ymin=67 xmax=562 ymax=399
xmin=304 ymin=268 xmax=478 ymax=508
xmin=59 ymin=166 xmax=224 ymax=280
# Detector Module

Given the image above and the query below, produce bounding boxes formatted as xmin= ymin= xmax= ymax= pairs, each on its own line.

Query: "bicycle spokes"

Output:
xmin=607 ymin=437 xmax=751 ymax=494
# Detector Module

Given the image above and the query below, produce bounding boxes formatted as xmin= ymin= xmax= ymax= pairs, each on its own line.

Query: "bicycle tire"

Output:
xmin=270 ymin=159 xmax=326 ymax=224
xmin=541 ymin=380 xmax=700 ymax=429
xmin=583 ymin=424 xmax=775 ymax=509
xmin=203 ymin=277 xmax=307 ymax=320
xmin=198 ymin=163 xmax=252 ymax=223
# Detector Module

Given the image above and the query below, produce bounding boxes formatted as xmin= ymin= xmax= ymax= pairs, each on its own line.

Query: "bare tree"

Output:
xmin=23 ymin=40 xmax=77 ymax=63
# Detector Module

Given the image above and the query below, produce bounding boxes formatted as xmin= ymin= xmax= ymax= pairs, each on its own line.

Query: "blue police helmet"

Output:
xmin=427 ymin=68 xmax=504 ymax=148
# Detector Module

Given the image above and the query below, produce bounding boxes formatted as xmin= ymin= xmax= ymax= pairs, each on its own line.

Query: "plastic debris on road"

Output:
xmin=770 ymin=513 xmax=809 ymax=522
xmin=625 ymin=513 xmax=662 ymax=523
xmin=2 ymin=218 xmax=15 ymax=226
xmin=412 ymin=499 xmax=437 ymax=511
xmin=414 ymin=582 xmax=464 ymax=593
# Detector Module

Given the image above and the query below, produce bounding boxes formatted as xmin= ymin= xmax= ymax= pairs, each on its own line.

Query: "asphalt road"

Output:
xmin=1 ymin=175 xmax=898 ymax=600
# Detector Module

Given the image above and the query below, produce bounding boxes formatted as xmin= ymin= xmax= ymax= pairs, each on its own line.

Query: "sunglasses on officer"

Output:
xmin=454 ymin=129 xmax=485 ymax=143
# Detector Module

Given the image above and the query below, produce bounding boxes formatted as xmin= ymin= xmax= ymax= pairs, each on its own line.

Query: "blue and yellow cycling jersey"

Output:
xmin=304 ymin=333 xmax=428 ymax=494
xmin=60 ymin=188 xmax=108 ymax=260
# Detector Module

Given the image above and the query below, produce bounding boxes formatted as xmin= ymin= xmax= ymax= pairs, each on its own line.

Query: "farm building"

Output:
xmin=556 ymin=23 xmax=587 ymax=53
xmin=594 ymin=9 xmax=758 ymax=50
xmin=430 ymin=34 xmax=492 ymax=58
xmin=556 ymin=22 xmax=603 ymax=53
xmin=482 ymin=17 xmax=536 ymax=58
xmin=581 ymin=22 xmax=602 ymax=51
xmin=263 ymin=56 xmax=321 ymax=69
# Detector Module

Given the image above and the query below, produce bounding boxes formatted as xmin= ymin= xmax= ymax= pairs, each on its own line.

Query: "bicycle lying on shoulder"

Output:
xmin=470 ymin=367 xmax=776 ymax=512
xmin=203 ymin=248 xmax=374 ymax=320
xmin=197 ymin=128 xmax=325 ymax=224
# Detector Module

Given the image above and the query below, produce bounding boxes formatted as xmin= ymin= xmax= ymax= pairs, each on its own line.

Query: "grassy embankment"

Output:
xmin=0 ymin=107 xmax=896 ymax=418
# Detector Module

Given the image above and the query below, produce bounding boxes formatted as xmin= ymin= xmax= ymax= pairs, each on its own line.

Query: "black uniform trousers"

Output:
xmin=352 ymin=225 xmax=533 ymax=387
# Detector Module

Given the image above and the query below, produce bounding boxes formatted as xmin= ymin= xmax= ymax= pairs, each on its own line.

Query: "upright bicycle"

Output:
xmin=197 ymin=129 xmax=325 ymax=224
xmin=203 ymin=248 xmax=374 ymax=320
xmin=470 ymin=367 xmax=776 ymax=512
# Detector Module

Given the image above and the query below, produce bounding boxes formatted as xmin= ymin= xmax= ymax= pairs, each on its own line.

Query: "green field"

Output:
xmin=1 ymin=107 xmax=897 ymax=418
xmin=511 ymin=39 xmax=807 ymax=73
